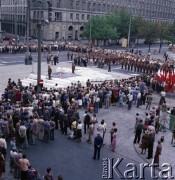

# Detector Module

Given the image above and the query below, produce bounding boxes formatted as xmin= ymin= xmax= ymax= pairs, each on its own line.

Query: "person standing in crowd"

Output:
xmin=92 ymin=133 xmax=103 ymax=160
xmin=147 ymin=126 xmax=155 ymax=159
xmin=43 ymin=119 xmax=50 ymax=143
xmin=111 ymin=128 xmax=118 ymax=152
xmin=58 ymin=175 xmax=63 ymax=180
xmin=87 ymin=122 xmax=94 ymax=144
xmin=172 ymin=128 xmax=175 ymax=146
xmin=97 ymin=119 xmax=107 ymax=146
xmin=14 ymin=149 xmax=23 ymax=179
xmin=146 ymin=93 xmax=153 ymax=110
xmin=76 ymin=120 xmax=82 ymax=142
xmin=127 ymin=92 xmax=133 ymax=110
xmin=19 ymin=154 xmax=30 ymax=180
xmin=136 ymin=91 xmax=141 ymax=108
xmin=19 ymin=123 xmax=28 ymax=149
xmin=83 ymin=111 xmax=91 ymax=134
xmin=140 ymin=131 xmax=149 ymax=154
xmin=153 ymin=140 xmax=162 ymax=166
xmin=0 ymin=151 xmax=5 ymax=178
xmin=43 ymin=167 xmax=54 ymax=180
xmin=133 ymin=119 xmax=143 ymax=144
xmin=50 ymin=118 xmax=56 ymax=140
xmin=48 ymin=66 xmax=52 ymax=80
xmin=91 ymin=114 xmax=98 ymax=132
xmin=110 ymin=122 xmax=117 ymax=145
xmin=0 ymin=135 xmax=7 ymax=160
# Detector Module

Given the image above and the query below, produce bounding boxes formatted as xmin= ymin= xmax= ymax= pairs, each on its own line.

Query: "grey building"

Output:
xmin=1 ymin=0 xmax=27 ymax=37
xmin=1 ymin=0 xmax=175 ymax=41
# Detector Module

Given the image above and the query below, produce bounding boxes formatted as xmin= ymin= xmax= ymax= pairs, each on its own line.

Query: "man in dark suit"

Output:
xmin=92 ymin=133 xmax=103 ymax=160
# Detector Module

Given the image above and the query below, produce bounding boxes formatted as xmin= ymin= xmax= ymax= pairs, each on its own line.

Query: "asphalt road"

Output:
xmin=0 ymin=44 xmax=169 ymax=66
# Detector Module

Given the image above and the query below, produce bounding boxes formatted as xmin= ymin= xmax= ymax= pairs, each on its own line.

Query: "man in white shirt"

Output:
xmin=127 ymin=93 xmax=133 ymax=110
xmin=136 ymin=91 xmax=141 ymax=108
xmin=0 ymin=135 xmax=7 ymax=159
xmin=19 ymin=124 xmax=28 ymax=149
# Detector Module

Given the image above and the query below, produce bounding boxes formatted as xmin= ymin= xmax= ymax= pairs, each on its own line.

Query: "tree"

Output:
xmin=141 ymin=20 xmax=158 ymax=52
xmin=156 ymin=22 xmax=169 ymax=52
xmin=165 ymin=21 xmax=175 ymax=45
xmin=83 ymin=15 xmax=118 ymax=45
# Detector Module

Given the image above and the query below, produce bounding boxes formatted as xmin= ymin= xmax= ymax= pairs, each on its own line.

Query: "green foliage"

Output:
xmin=83 ymin=9 xmax=174 ymax=45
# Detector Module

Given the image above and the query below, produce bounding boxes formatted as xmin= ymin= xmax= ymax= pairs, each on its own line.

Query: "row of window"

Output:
xmin=70 ymin=0 xmax=175 ymax=11
xmin=1 ymin=0 xmax=25 ymax=5
xmin=1 ymin=6 xmax=26 ymax=14
xmin=1 ymin=14 xmax=26 ymax=22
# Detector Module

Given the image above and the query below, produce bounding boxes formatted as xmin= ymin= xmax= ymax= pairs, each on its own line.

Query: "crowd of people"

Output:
xmin=0 ymin=43 xmax=175 ymax=178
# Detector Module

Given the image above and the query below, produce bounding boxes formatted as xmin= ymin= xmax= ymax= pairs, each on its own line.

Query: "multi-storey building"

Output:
xmin=1 ymin=0 xmax=27 ymax=36
xmin=1 ymin=0 xmax=175 ymax=41
xmin=0 ymin=0 xmax=2 ymax=38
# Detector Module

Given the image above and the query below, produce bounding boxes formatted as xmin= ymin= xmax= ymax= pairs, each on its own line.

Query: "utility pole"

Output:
xmin=89 ymin=10 xmax=92 ymax=47
xmin=127 ymin=17 xmax=131 ymax=51
xmin=26 ymin=0 xmax=30 ymax=54
xmin=25 ymin=0 xmax=32 ymax=66
xmin=14 ymin=0 xmax=18 ymax=45
xmin=37 ymin=0 xmax=42 ymax=93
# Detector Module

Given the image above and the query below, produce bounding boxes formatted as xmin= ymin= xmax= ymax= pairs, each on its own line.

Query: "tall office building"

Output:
xmin=1 ymin=0 xmax=175 ymax=41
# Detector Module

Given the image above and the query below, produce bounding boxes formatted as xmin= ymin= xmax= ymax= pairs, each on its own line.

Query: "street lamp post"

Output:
xmin=14 ymin=0 xmax=18 ymax=45
xmin=26 ymin=0 xmax=30 ymax=55
xmin=37 ymin=0 xmax=42 ymax=93
xmin=89 ymin=10 xmax=92 ymax=47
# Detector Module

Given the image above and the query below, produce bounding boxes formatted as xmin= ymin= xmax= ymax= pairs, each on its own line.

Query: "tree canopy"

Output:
xmin=83 ymin=9 xmax=175 ymax=49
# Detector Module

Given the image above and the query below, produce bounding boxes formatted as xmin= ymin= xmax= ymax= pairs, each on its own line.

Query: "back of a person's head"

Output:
xmin=22 ymin=154 xmax=26 ymax=159
xmin=58 ymin=175 xmax=63 ymax=180
xmin=47 ymin=167 xmax=52 ymax=173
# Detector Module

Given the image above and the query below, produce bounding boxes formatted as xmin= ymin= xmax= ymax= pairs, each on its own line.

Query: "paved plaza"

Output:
xmin=0 ymin=48 xmax=175 ymax=179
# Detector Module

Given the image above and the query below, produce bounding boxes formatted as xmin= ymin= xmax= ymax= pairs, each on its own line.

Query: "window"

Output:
xmin=76 ymin=14 xmax=79 ymax=20
xmin=70 ymin=0 xmax=74 ymax=9
xmin=81 ymin=14 xmax=84 ymax=20
xmin=55 ymin=32 xmax=59 ymax=39
xmin=33 ymin=11 xmax=36 ymax=19
xmin=98 ymin=3 xmax=101 ymax=11
xmin=76 ymin=1 xmax=79 ymax=9
xmin=55 ymin=12 xmax=62 ymax=21
xmin=70 ymin=13 xmax=73 ymax=20
xmin=87 ymin=14 xmax=90 ymax=20
xmin=82 ymin=1 xmax=86 ymax=10
xmin=57 ymin=0 xmax=61 ymax=8
xmin=87 ymin=2 xmax=90 ymax=11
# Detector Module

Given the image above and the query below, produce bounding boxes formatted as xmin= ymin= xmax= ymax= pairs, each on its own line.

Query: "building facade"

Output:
xmin=1 ymin=0 xmax=27 ymax=36
xmin=1 ymin=0 xmax=175 ymax=41
xmin=0 ymin=0 xmax=2 ymax=37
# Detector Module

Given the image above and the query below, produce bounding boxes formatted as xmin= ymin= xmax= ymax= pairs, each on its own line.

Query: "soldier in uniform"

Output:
xmin=48 ymin=66 xmax=52 ymax=80
xmin=72 ymin=62 xmax=75 ymax=73
xmin=127 ymin=59 xmax=130 ymax=71
xmin=124 ymin=60 xmax=128 ymax=70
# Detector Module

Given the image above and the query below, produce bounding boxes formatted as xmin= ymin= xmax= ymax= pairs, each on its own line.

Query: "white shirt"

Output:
xmin=128 ymin=94 xmax=133 ymax=101
xmin=0 ymin=138 xmax=7 ymax=149
xmin=137 ymin=93 xmax=141 ymax=99
xmin=161 ymin=91 xmax=166 ymax=97
xmin=77 ymin=124 xmax=83 ymax=130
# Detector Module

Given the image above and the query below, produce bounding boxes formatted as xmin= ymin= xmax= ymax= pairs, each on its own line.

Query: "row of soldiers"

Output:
xmin=121 ymin=58 xmax=161 ymax=75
